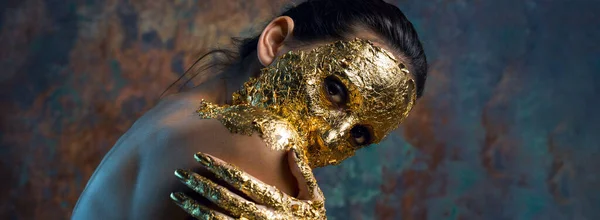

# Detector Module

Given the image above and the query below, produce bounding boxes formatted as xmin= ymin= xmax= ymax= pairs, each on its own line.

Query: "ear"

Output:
xmin=257 ymin=16 xmax=295 ymax=66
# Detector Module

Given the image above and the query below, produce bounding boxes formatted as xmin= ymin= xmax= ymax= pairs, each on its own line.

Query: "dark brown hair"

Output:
xmin=167 ymin=0 xmax=427 ymax=98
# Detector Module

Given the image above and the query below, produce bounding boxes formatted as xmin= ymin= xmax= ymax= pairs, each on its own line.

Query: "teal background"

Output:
xmin=1 ymin=0 xmax=599 ymax=219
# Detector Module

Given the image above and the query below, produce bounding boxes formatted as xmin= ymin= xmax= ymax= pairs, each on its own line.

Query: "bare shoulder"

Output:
xmin=73 ymin=84 xmax=295 ymax=219
xmin=71 ymin=89 xmax=224 ymax=219
xmin=130 ymin=115 xmax=296 ymax=219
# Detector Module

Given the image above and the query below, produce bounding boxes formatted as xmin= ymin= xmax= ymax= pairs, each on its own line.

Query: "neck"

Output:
xmin=223 ymin=57 xmax=262 ymax=104
xmin=188 ymin=55 xmax=262 ymax=105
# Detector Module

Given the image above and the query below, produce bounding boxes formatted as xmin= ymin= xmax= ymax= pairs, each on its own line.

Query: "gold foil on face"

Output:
xmin=198 ymin=38 xmax=416 ymax=168
xmin=198 ymin=101 xmax=303 ymax=151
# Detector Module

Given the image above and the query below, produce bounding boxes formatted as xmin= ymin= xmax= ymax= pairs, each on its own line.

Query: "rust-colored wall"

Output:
xmin=1 ymin=0 xmax=599 ymax=219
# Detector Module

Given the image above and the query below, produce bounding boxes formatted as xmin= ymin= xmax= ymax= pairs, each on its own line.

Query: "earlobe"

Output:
xmin=257 ymin=16 xmax=295 ymax=66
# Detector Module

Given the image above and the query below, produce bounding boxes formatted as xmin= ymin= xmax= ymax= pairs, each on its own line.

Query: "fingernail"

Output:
xmin=174 ymin=169 xmax=190 ymax=180
xmin=170 ymin=192 xmax=185 ymax=203
xmin=194 ymin=152 xmax=213 ymax=167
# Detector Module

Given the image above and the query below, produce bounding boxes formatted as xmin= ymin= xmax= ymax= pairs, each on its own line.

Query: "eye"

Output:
xmin=323 ymin=76 xmax=348 ymax=106
xmin=350 ymin=125 xmax=372 ymax=147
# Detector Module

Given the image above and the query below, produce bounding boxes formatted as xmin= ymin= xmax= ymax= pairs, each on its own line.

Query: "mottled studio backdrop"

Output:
xmin=1 ymin=0 xmax=599 ymax=219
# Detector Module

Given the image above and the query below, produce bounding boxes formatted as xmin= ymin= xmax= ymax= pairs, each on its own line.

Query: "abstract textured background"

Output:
xmin=1 ymin=0 xmax=599 ymax=219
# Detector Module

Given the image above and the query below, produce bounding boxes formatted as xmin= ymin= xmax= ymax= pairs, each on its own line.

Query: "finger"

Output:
xmin=287 ymin=150 xmax=311 ymax=200
xmin=174 ymin=169 xmax=260 ymax=217
xmin=194 ymin=152 xmax=288 ymax=209
xmin=288 ymin=148 xmax=324 ymax=202
xmin=170 ymin=192 xmax=233 ymax=220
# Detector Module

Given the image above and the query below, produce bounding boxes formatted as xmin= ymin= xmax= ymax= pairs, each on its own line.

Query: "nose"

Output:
xmin=321 ymin=115 xmax=357 ymax=147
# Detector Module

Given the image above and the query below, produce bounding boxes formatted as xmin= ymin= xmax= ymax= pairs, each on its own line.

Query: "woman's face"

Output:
xmin=235 ymin=38 xmax=416 ymax=167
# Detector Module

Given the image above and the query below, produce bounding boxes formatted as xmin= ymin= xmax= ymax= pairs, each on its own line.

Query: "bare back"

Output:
xmin=71 ymin=78 xmax=298 ymax=219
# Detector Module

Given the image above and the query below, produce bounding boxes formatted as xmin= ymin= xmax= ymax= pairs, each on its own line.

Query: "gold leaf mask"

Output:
xmin=200 ymin=38 xmax=416 ymax=168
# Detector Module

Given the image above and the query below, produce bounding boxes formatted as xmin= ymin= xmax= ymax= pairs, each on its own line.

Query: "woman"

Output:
xmin=71 ymin=0 xmax=427 ymax=219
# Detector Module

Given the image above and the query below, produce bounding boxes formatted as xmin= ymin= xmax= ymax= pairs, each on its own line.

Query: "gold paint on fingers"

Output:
xmin=174 ymin=169 xmax=258 ymax=218
xmin=193 ymin=153 xmax=326 ymax=218
xmin=289 ymin=147 xmax=324 ymax=202
xmin=194 ymin=153 xmax=291 ymax=211
xmin=170 ymin=192 xmax=233 ymax=220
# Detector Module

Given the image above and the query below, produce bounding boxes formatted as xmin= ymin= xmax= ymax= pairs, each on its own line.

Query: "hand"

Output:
xmin=170 ymin=148 xmax=326 ymax=220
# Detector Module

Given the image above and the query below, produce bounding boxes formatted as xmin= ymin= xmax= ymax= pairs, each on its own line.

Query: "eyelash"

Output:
xmin=349 ymin=124 xmax=373 ymax=147
xmin=323 ymin=76 xmax=348 ymax=107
